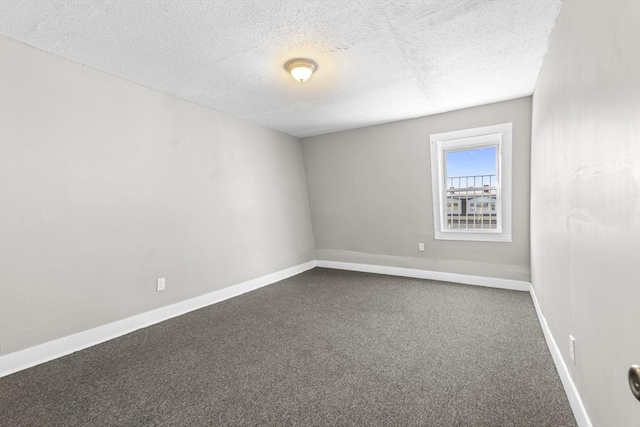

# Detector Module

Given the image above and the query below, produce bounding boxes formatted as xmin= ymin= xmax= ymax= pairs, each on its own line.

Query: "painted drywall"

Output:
xmin=530 ymin=1 xmax=640 ymax=426
xmin=302 ymin=97 xmax=532 ymax=281
xmin=0 ymin=37 xmax=315 ymax=355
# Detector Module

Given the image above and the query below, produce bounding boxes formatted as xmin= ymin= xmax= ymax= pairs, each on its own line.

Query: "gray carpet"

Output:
xmin=0 ymin=268 xmax=576 ymax=426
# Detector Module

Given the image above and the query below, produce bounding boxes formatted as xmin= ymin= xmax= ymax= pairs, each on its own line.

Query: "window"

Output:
xmin=430 ymin=123 xmax=512 ymax=242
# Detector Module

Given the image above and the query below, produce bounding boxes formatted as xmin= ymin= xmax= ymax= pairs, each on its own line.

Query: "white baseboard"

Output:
xmin=0 ymin=260 xmax=316 ymax=378
xmin=529 ymin=285 xmax=592 ymax=427
xmin=315 ymin=259 xmax=530 ymax=291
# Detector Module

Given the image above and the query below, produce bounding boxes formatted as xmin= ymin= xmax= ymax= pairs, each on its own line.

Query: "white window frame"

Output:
xmin=430 ymin=123 xmax=512 ymax=242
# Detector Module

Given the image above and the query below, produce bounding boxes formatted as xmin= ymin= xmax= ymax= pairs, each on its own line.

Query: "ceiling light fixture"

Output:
xmin=284 ymin=58 xmax=317 ymax=82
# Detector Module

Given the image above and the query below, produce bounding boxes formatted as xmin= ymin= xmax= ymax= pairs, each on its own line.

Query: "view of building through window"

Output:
xmin=444 ymin=146 xmax=498 ymax=229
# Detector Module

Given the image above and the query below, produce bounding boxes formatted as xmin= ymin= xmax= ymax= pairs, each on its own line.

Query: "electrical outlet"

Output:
xmin=418 ymin=242 xmax=425 ymax=252
xmin=156 ymin=277 xmax=166 ymax=292
xmin=569 ymin=335 xmax=576 ymax=363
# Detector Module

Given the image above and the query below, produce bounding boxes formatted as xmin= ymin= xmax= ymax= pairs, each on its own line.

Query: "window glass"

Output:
xmin=444 ymin=146 xmax=498 ymax=230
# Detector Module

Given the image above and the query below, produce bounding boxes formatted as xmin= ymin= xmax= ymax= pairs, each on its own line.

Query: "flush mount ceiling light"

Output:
xmin=284 ymin=58 xmax=318 ymax=82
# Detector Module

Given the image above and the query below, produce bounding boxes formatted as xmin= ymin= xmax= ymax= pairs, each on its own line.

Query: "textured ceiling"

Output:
xmin=0 ymin=0 xmax=561 ymax=137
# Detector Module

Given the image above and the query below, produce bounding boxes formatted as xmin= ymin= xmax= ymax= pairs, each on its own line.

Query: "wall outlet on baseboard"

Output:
xmin=418 ymin=242 xmax=425 ymax=252
xmin=156 ymin=278 xmax=166 ymax=292
xmin=569 ymin=335 xmax=576 ymax=364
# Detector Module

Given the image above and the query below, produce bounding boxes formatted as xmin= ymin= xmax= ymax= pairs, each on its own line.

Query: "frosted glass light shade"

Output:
xmin=290 ymin=65 xmax=313 ymax=82
xmin=284 ymin=58 xmax=317 ymax=82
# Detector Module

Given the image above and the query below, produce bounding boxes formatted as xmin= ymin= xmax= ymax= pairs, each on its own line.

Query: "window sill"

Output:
xmin=434 ymin=231 xmax=512 ymax=242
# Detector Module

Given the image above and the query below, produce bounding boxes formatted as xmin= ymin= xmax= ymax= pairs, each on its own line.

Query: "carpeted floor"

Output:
xmin=0 ymin=268 xmax=576 ymax=426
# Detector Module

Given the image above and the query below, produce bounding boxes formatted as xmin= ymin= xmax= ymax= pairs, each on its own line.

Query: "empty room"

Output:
xmin=0 ymin=0 xmax=638 ymax=426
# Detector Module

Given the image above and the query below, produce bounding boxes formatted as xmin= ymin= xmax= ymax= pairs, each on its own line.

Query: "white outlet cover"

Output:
xmin=569 ymin=335 xmax=576 ymax=363
xmin=157 ymin=278 xmax=166 ymax=292
xmin=418 ymin=243 xmax=425 ymax=252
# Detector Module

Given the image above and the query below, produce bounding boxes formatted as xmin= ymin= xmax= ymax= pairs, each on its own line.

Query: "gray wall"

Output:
xmin=302 ymin=97 xmax=532 ymax=281
xmin=0 ymin=37 xmax=315 ymax=355
xmin=530 ymin=1 xmax=640 ymax=426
